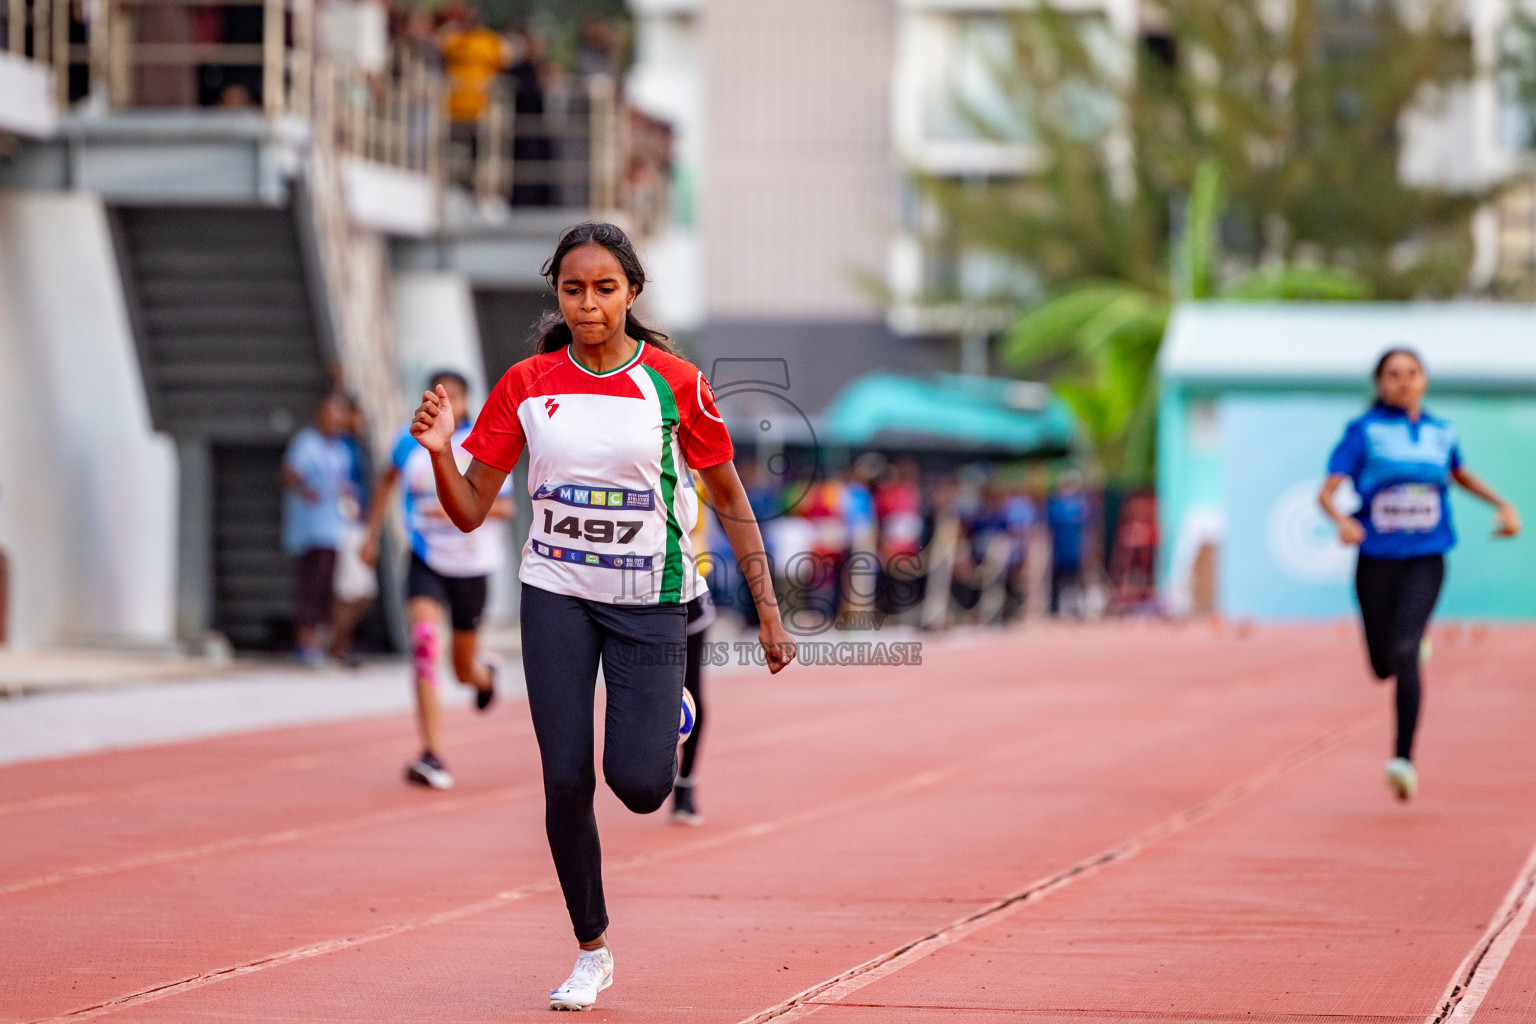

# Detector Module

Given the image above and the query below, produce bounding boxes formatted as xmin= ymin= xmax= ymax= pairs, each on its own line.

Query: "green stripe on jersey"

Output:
xmin=640 ymin=362 xmax=684 ymax=602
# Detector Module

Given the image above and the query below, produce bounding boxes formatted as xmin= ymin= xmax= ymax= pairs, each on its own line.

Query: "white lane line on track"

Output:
xmin=735 ymin=717 xmax=1371 ymax=1024
xmin=0 ymin=784 xmax=536 ymax=898
xmin=0 ymin=715 xmax=534 ymax=818
xmin=23 ymin=733 xmax=1048 ymax=1023
xmin=0 ymin=705 xmax=886 ymax=898
xmin=1430 ymin=837 xmax=1536 ymax=1024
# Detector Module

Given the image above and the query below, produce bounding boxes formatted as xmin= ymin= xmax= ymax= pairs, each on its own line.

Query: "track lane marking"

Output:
xmin=21 ymin=732 xmax=1055 ymax=1022
xmin=0 ymin=632 xmax=1330 ymax=818
xmin=0 ymin=702 xmax=931 ymax=899
xmin=735 ymin=717 xmax=1371 ymax=1024
xmin=0 ymin=784 xmax=537 ymax=898
xmin=1429 ymin=837 xmax=1536 ymax=1023
xmin=0 ymin=721 xmax=523 ymax=818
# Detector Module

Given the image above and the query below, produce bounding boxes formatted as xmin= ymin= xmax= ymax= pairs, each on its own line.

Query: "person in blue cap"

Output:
xmin=1319 ymin=348 xmax=1520 ymax=801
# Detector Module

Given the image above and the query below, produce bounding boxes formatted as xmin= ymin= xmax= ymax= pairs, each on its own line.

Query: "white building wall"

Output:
xmin=0 ymin=191 xmax=177 ymax=649
xmin=701 ymin=0 xmax=897 ymax=320
xmin=627 ymin=0 xmax=706 ymax=332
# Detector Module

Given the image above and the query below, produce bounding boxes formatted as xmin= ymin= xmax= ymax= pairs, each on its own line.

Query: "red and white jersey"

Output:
xmin=463 ymin=340 xmax=733 ymax=605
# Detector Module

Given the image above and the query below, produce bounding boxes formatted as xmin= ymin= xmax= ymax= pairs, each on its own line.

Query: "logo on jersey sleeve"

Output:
xmin=697 ymin=373 xmax=725 ymax=423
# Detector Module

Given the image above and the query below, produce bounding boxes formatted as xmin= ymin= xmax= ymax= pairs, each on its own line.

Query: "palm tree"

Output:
xmin=1000 ymin=160 xmax=1365 ymax=485
xmin=919 ymin=0 xmax=1477 ymax=483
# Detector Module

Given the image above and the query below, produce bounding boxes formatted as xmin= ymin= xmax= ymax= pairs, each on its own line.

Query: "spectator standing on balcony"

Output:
xmin=199 ymin=2 xmax=264 ymax=107
xmin=507 ymin=25 xmax=554 ymax=207
xmin=402 ymin=6 xmax=443 ymax=70
xmin=441 ymin=1 xmax=510 ymax=182
xmin=1047 ymin=470 xmax=1091 ymax=618
xmin=441 ymin=3 xmax=508 ymax=123
xmin=282 ymin=394 xmax=358 ymax=666
xmin=575 ymin=15 xmax=621 ymax=78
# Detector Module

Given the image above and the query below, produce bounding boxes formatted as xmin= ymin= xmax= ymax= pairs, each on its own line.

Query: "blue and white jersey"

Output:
xmin=393 ymin=424 xmax=511 ymax=578
xmin=1327 ymin=404 xmax=1462 ymax=559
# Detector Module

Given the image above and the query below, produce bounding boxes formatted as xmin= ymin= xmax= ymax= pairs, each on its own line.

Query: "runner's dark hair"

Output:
xmin=530 ymin=222 xmax=672 ymax=354
xmin=1373 ymin=347 xmax=1425 ymax=406
xmin=427 ymin=369 xmax=470 ymax=394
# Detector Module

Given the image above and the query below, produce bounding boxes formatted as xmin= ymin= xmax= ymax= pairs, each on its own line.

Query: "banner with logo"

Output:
xmin=1219 ymin=394 xmax=1536 ymax=620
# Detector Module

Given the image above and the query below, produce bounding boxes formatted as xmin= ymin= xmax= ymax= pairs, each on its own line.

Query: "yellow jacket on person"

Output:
xmin=442 ymin=28 xmax=506 ymax=123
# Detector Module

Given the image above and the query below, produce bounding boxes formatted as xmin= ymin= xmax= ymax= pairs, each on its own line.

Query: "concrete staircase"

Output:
xmin=115 ymin=207 xmax=333 ymax=437
xmin=114 ymin=206 xmax=335 ymax=651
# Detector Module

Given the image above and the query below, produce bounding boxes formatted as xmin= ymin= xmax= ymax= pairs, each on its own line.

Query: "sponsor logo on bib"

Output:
xmin=532 ymin=542 xmax=653 ymax=571
xmin=535 ymin=483 xmax=655 ymax=511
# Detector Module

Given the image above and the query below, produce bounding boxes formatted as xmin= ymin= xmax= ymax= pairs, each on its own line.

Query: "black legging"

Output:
xmin=1355 ymin=554 xmax=1445 ymax=761
xmin=679 ymin=629 xmax=705 ymax=780
xmin=520 ymin=584 xmax=687 ymax=943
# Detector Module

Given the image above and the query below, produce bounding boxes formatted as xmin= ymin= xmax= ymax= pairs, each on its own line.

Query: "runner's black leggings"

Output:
xmin=1354 ymin=554 xmax=1444 ymax=762
xmin=520 ymin=584 xmax=686 ymax=943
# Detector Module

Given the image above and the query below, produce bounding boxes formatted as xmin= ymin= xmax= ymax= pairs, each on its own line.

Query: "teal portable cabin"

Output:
xmin=1157 ymin=303 xmax=1536 ymax=621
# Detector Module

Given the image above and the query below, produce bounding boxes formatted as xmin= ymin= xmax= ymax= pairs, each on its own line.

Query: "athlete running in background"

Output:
xmin=1319 ymin=348 xmax=1519 ymax=801
xmin=410 ymin=222 xmax=794 ymax=1011
xmin=362 ymin=370 xmax=511 ymax=791
xmin=673 ymin=471 xmax=716 ymax=827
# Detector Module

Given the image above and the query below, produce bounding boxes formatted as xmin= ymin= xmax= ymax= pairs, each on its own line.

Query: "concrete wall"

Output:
xmin=0 ymin=53 xmax=56 ymax=139
xmin=0 ymin=191 xmax=178 ymax=648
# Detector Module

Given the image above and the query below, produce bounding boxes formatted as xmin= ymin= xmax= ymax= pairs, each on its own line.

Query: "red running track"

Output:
xmin=5 ymin=623 xmax=1536 ymax=1023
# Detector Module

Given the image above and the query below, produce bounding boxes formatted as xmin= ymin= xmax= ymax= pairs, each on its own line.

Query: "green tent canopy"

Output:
xmin=822 ymin=373 xmax=1078 ymax=457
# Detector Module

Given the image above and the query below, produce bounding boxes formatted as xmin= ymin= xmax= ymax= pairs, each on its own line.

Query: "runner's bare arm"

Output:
xmin=411 ymin=385 xmax=511 ymax=533
xmin=1450 ymin=467 xmax=1521 ymax=537
xmin=697 ymin=460 xmax=797 ymax=674
xmin=1317 ymin=474 xmax=1364 ymax=546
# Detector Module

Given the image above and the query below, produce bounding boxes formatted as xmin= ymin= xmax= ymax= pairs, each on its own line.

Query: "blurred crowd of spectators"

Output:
xmin=121 ymin=0 xmax=667 ymax=217
xmin=705 ymin=455 xmax=1160 ymax=637
xmin=279 ymin=383 xmax=1162 ymax=661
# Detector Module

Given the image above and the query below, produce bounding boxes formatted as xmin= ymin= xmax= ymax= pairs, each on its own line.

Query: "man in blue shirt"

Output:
xmin=282 ymin=394 xmax=358 ymax=665
xmin=1047 ymin=471 xmax=1091 ymax=617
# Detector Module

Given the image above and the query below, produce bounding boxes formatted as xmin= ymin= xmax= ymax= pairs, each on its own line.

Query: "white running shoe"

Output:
xmin=1385 ymin=757 xmax=1417 ymax=801
xmin=671 ymin=778 xmax=702 ymax=827
xmin=404 ymin=753 xmax=454 ymax=790
xmin=550 ymin=945 xmax=613 ymax=1011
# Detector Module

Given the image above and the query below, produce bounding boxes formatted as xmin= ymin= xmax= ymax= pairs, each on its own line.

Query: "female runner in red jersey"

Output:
xmin=409 ymin=221 xmax=795 ymax=1011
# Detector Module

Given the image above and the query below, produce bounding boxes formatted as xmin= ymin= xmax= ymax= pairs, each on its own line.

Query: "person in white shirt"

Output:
xmin=362 ymin=370 xmax=512 ymax=790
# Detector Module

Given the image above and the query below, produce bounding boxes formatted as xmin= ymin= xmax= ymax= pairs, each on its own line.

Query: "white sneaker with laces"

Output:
xmin=404 ymin=755 xmax=454 ymax=790
xmin=550 ymin=945 xmax=613 ymax=1011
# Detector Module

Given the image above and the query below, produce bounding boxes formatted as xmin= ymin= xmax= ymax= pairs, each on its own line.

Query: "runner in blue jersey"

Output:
xmin=1319 ymin=349 xmax=1520 ymax=801
xmin=362 ymin=370 xmax=513 ymax=790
